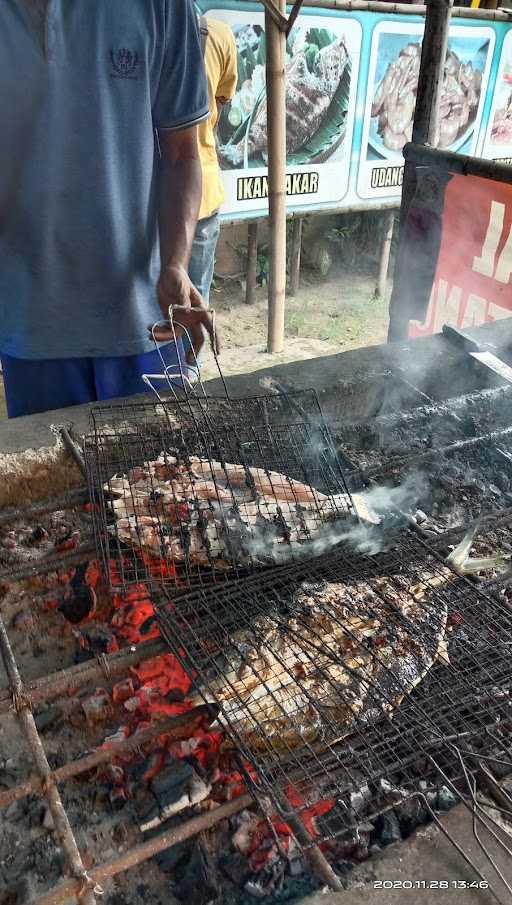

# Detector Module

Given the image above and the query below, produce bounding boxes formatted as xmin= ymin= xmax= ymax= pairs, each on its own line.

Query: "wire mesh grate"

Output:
xmin=83 ymin=391 xmax=356 ymax=593
xmin=155 ymin=533 xmax=512 ymax=845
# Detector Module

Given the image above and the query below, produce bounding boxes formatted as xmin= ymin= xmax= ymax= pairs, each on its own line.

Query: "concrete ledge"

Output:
xmin=301 ymin=803 xmax=512 ymax=905
xmin=0 ymin=320 xmax=510 ymax=457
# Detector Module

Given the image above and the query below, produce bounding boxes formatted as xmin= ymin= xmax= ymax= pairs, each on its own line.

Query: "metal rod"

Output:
xmin=60 ymin=427 xmax=87 ymax=479
xmin=0 ymin=705 xmax=215 ymax=808
xmin=361 ymin=422 xmax=512 ymax=479
xmin=34 ymin=792 xmax=254 ymax=905
xmin=245 ymin=221 xmax=259 ymax=306
xmin=289 ymin=217 xmax=303 ymax=297
xmin=0 ymin=637 xmax=168 ymax=715
xmin=0 ymin=542 xmax=96 ymax=585
xmin=0 ymin=617 xmax=98 ymax=905
xmin=266 ymin=0 xmax=287 ymax=354
xmin=404 ymin=142 xmax=512 ymax=184
xmin=375 ymin=210 xmax=395 ymax=299
xmin=477 ymin=765 xmax=512 ymax=814
xmin=276 ymin=794 xmax=343 ymax=890
xmin=0 ymin=487 xmax=89 ymax=528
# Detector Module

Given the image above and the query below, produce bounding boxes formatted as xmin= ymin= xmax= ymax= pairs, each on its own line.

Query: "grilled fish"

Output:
xmin=107 ymin=454 xmax=378 ymax=568
xmin=189 ymin=576 xmax=448 ymax=752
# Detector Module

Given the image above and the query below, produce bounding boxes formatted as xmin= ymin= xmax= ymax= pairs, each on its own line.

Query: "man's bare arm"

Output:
xmin=154 ymin=124 xmax=219 ymax=362
xmin=157 ymin=125 xmax=203 ymax=316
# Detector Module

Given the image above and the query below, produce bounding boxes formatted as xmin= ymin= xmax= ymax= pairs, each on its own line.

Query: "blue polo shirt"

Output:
xmin=0 ymin=0 xmax=209 ymax=360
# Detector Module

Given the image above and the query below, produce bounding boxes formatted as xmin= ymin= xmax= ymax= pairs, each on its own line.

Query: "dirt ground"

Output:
xmin=200 ymin=267 xmax=389 ymax=381
xmin=0 ymin=267 xmax=389 ymax=420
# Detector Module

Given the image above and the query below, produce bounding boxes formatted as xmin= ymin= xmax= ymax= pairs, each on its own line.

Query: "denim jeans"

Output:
xmin=188 ymin=209 xmax=220 ymax=307
xmin=185 ymin=210 xmax=220 ymax=367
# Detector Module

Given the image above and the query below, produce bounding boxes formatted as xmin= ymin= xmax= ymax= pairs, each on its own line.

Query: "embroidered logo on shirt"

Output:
xmin=110 ymin=48 xmax=141 ymax=80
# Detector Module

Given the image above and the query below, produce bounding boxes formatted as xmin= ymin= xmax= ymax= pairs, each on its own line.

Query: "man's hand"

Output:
xmin=149 ymin=305 xmax=220 ymax=365
xmin=157 ymin=264 xmax=203 ymax=315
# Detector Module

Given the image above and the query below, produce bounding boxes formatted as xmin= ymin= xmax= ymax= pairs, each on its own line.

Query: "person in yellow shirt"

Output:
xmin=186 ymin=15 xmax=237 ymax=366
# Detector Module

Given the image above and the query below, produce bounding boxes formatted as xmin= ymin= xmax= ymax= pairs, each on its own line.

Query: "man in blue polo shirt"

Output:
xmin=0 ymin=0 xmax=211 ymax=417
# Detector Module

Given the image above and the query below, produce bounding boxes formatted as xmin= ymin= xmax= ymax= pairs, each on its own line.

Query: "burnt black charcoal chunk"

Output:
xmin=150 ymin=760 xmax=194 ymax=811
xmin=29 ymin=526 xmax=48 ymax=544
xmin=34 ymin=706 xmax=64 ymax=734
xmin=154 ymin=835 xmax=194 ymax=873
xmin=58 ymin=588 xmax=94 ymax=624
xmin=396 ymin=797 xmax=429 ymax=837
xmin=219 ymin=852 xmax=251 ymax=886
xmin=173 ymin=841 xmax=219 ymax=904
xmin=134 ymin=788 xmax=160 ymax=825
xmin=435 ymin=786 xmax=458 ymax=811
xmin=374 ymin=810 xmax=402 ymax=846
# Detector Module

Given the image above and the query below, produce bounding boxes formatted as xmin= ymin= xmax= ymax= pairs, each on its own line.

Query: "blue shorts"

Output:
xmin=1 ymin=342 xmax=187 ymax=418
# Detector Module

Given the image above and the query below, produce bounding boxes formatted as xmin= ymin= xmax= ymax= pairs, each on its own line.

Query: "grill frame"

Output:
xmin=83 ymin=391 xmax=356 ymax=594
xmin=155 ymin=533 xmax=512 ymax=845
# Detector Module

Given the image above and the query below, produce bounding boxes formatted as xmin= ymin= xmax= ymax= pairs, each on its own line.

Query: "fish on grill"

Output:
xmin=106 ymin=454 xmax=377 ymax=568
xmin=191 ymin=575 xmax=449 ymax=752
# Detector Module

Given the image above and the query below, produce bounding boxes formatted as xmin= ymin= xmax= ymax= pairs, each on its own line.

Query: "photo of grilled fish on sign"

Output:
xmin=218 ymin=25 xmax=352 ymax=168
xmin=188 ymin=575 xmax=449 ymax=753
xmin=106 ymin=454 xmax=379 ymax=570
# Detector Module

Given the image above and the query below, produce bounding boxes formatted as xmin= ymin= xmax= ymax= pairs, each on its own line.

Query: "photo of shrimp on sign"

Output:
xmin=481 ymin=29 xmax=512 ymax=162
xmin=357 ymin=21 xmax=494 ymax=200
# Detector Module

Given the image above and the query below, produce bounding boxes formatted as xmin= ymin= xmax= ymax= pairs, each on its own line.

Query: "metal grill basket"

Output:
xmin=83 ymin=390 xmax=355 ymax=593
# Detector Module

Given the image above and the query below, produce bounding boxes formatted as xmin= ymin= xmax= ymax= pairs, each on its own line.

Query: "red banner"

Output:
xmin=409 ymin=173 xmax=512 ymax=338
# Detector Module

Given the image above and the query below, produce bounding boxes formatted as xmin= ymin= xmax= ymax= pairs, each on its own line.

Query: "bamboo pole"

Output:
xmin=304 ymin=0 xmax=510 ymax=19
xmin=34 ymin=793 xmax=254 ymax=905
xmin=0 ymin=618 xmax=98 ymax=905
xmin=0 ymin=542 xmax=96 ymax=584
xmin=0 ymin=705 xmax=214 ymax=808
xmin=0 ymin=637 xmax=167 ymax=715
xmin=375 ymin=210 xmax=395 ymax=299
xmin=245 ymin=222 xmax=259 ymax=305
xmin=388 ymin=0 xmax=454 ymax=342
xmin=289 ymin=217 xmax=303 ymax=297
xmin=266 ymin=0 xmax=287 ymax=353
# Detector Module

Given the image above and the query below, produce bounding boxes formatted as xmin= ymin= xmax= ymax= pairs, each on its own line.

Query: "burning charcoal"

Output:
xmin=219 ymin=852 xmax=251 ymax=886
xmin=34 ymin=706 xmax=64 ymax=734
xmin=112 ymin=678 xmax=135 ymax=706
xmin=81 ymin=688 xmax=112 ymax=725
xmin=374 ymin=809 xmax=402 ymax=846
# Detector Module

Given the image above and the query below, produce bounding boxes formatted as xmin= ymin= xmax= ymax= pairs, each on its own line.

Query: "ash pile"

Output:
xmin=1 ymin=381 xmax=512 ymax=905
